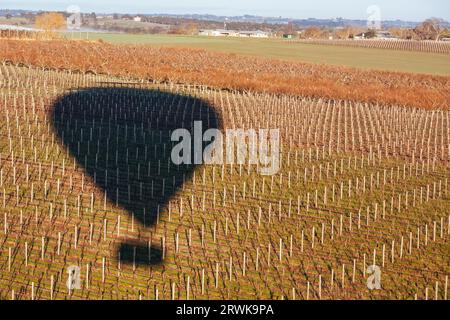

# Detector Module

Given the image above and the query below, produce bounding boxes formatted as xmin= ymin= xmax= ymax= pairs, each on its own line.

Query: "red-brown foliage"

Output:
xmin=1 ymin=39 xmax=448 ymax=109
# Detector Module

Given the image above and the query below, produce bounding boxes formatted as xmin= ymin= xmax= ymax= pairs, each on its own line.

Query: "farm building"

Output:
xmin=354 ymin=30 xmax=398 ymax=40
xmin=0 ymin=24 xmax=41 ymax=39
xmin=283 ymin=33 xmax=295 ymax=39
xmin=375 ymin=31 xmax=398 ymax=40
xmin=354 ymin=32 xmax=370 ymax=39
xmin=238 ymin=30 xmax=269 ymax=38
xmin=199 ymin=29 xmax=269 ymax=38
xmin=0 ymin=24 xmax=39 ymax=32
xmin=199 ymin=29 xmax=237 ymax=37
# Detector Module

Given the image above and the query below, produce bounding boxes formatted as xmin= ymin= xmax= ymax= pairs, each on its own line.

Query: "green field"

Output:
xmin=66 ymin=32 xmax=450 ymax=76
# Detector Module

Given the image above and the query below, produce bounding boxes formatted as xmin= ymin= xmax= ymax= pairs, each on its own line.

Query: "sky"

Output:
xmin=1 ymin=0 xmax=449 ymax=21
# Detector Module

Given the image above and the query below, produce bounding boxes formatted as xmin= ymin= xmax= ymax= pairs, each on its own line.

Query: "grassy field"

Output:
xmin=66 ymin=32 xmax=450 ymax=76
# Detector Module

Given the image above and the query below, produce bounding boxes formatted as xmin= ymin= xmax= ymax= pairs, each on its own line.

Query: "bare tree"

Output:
xmin=389 ymin=28 xmax=419 ymax=40
xmin=335 ymin=26 xmax=363 ymax=39
xmin=414 ymin=18 xmax=448 ymax=41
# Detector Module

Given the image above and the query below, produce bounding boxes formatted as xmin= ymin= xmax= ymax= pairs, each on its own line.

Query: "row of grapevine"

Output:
xmin=0 ymin=65 xmax=448 ymax=300
xmin=0 ymin=39 xmax=448 ymax=110
xmin=294 ymin=39 xmax=450 ymax=54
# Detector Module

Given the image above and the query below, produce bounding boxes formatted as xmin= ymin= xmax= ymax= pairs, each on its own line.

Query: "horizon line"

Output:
xmin=1 ymin=7 xmax=447 ymax=23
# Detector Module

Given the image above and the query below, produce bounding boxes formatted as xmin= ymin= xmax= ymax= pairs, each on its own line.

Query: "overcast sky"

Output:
xmin=1 ymin=0 xmax=448 ymax=21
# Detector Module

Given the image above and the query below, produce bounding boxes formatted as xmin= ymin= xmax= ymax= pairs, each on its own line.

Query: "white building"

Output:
xmin=133 ymin=16 xmax=142 ymax=22
xmin=354 ymin=30 xmax=398 ymax=40
xmin=0 ymin=24 xmax=41 ymax=32
xmin=238 ymin=30 xmax=269 ymax=38
xmin=375 ymin=31 xmax=398 ymax=40
xmin=199 ymin=29 xmax=237 ymax=37
xmin=199 ymin=29 xmax=269 ymax=38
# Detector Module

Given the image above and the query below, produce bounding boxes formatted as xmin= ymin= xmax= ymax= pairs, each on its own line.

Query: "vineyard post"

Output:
xmin=102 ymin=257 xmax=106 ymax=283
xmin=279 ymin=238 xmax=283 ymax=262
xmin=186 ymin=275 xmax=190 ymax=300
xmin=8 ymin=247 xmax=11 ymax=271
xmin=215 ymin=262 xmax=219 ymax=289
xmin=331 ymin=269 xmax=334 ymax=290
xmin=289 ymin=235 xmax=293 ymax=257
xmin=363 ymin=254 xmax=366 ymax=275
xmin=391 ymin=240 xmax=395 ymax=263
xmin=445 ymin=276 xmax=448 ymax=300
xmin=229 ymin=255 xmax=233 ymax=281
xmin=25 ymin=242 xmax=28 ymax=266
xmin=41 ymin=236 xmax=45 ymax=260
xmin=400 ymin=237 xmax=404 ymax=258
xmin=50 ymin=275 xmax=54 ymax=300
xmin=243 ymin=252 xmax=247 ymax=276
xmin=172 ymin=282 xmax=176 ymax=300
xmin=86 ymin=263 xmax=90 ymax=290
xmin=435 ymin=282 xmax=439 ymax=301
xmin=318 ymin=275 xmax=322 ymax=299
xmin=201 ymin=269 xmax=205 ymax=295
xmin=352 ymin=259 xmax=356 ymax=283
xmin=306 ymin=282 xmax=310 ymax=300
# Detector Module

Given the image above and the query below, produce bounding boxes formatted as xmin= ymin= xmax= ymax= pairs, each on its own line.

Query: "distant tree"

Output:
xmin=35 ymin=12 xmax=66 ymax=37
xmin=6 ymin=14 xmax=12 ymax=20
xmin=389 ymin=28 xmax=419 ymax=40
xmin=442 ymin=29 xmax=450 ymax=38
xmin=335 ymin=26 xmax=361 ymax=39
xmin=20 ymin=12 xmax=36 ymax=23
xmin=389 ymin=28 xmax=404 ymax=39
xmin=284 ymin=22 xmax=295 ymax=35
xmin=303 ymin=27 xmax=324 ymax=39
xmin=414 ymin=18 xmax=448 ymax=41
xmin=169 ymin=22 xmax=199 ymax=35
xmin=185 ymin=22 xmax=199 ymax=35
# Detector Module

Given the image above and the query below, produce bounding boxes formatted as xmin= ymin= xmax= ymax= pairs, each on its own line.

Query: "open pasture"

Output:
xmin=65 ymin=33 xmax=450 ymax=76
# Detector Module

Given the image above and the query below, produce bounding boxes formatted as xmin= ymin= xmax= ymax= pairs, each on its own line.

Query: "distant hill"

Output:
xmin=135 ymin=13 xmax=430 ymax=28
xmin=1 ymin=9 xmax=448 ymax=29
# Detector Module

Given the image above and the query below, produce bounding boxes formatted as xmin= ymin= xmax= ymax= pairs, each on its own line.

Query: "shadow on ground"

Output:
xmin=51 ymin=86 xmax=221 ymax=266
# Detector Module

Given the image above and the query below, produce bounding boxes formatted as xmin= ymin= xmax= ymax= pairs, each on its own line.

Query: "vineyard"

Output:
xmin=0 ymin=30 xmax=38 ymax=40
xmin=1 ymin=40 xmax=449 ymax=110
xmin=295 ymin=39 xmax=450 ymax=55
xmin=0 ymin=63 xmax=448 ymax=300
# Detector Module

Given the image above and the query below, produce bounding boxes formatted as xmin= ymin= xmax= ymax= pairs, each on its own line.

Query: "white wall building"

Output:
xmin=199 ymin=29 xmax=269 ymax=38
xmin=238 ymin=30 xmax=269 ymax=38
xmin=354 ymin=30 xmax=398 ymax=40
